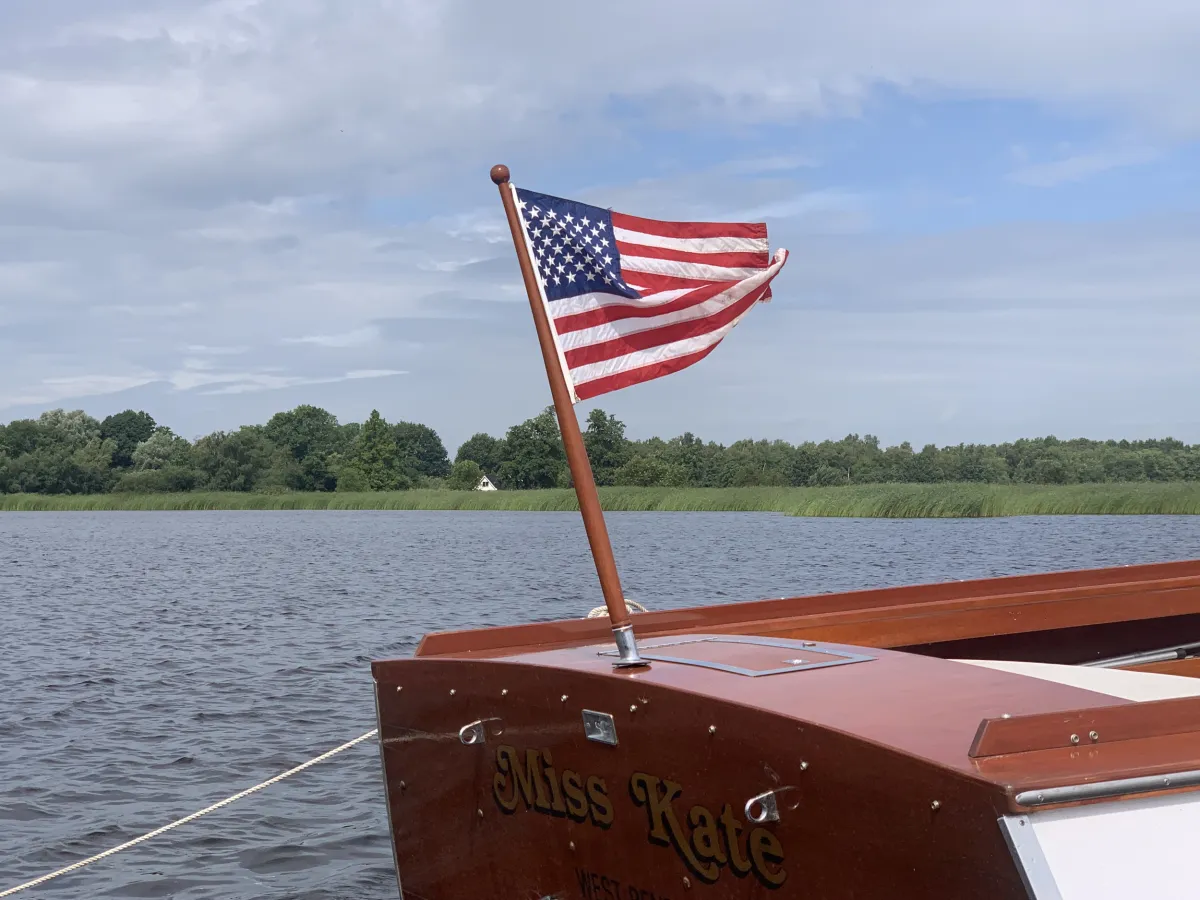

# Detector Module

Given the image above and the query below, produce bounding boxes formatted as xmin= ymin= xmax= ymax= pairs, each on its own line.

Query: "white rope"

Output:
xmin=1 ymin=729 xmax=378 ymax=898
xmin=586 ymin=599 xmax=648 ymax=618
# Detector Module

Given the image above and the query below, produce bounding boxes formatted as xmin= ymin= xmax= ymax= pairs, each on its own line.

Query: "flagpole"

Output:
xmin=490 ymin=163 xmax=646 ymax=668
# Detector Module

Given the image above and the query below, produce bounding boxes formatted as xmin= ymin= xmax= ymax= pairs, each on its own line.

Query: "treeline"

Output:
xmin=1 ymin=405 xmax=1198 ymax=496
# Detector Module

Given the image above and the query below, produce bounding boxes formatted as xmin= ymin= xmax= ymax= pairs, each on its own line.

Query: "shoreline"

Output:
xmin=2 ymin=484 xmax=1199 ymax=516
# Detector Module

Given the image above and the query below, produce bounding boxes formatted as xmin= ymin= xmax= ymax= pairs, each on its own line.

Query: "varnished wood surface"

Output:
xmin=375 ymin=628 xmax=1200 ymax=897
xmin=490 ymin=637 xmax=1128 ymax=777
xmin=969 ymin=694 xmax=1200 ymax=758
xmin=416 ymin=559 xmax=1200 ymax=663
xmin=373 ymin=656 xmax=1033 ymax=900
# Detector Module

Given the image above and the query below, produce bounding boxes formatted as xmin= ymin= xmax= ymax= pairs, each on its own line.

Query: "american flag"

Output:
xmin=511 ymin=186 xmax=788 ymax=402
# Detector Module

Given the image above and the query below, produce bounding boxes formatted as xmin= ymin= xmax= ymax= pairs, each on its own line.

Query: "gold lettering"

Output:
xmin=586 ymin=775 xmax=614 ymax=827
xmin=689 ymin=805 xmax=727 ymax=865
xmin=492 ymin=745 xmax=520 ymax=812
xmin=507 ymin=747 xmax=551 ymax=811
xmin=562 ymin=770 xmax=589 ymax=821
xmin=749 ymin=827 xmax=787 ymax=887
xmin=718 ymin=803 xmax=752 ymax=876
xmin=541 ymin=749 xmax=568 ymax=815
xmin=630 ymin=773 xmax=718 ymax=882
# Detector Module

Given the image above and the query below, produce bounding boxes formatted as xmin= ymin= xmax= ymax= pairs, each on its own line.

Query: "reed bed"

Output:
xmin=3 ymin=483 xmax=1199 ymax=516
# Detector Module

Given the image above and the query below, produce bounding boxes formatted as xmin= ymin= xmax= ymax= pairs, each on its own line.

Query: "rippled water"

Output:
xmin=2 ymin=511 xmax=1198 ymax=899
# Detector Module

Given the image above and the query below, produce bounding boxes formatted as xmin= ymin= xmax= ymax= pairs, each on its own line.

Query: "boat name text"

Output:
xmin=491 ymin=745 xmax=787 ymax=889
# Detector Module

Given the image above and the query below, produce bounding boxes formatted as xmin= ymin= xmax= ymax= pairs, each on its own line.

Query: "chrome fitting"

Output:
xmin=611 ymin=622 xmax=648 ymax=668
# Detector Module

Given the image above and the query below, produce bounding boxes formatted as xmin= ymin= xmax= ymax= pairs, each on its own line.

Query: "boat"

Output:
xmin=369 ymin=167 xmax=1200 ymax=899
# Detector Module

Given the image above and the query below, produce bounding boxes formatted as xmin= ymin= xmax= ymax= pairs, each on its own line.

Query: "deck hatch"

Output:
xmin=597 ymin=635 xmax=874 ymax=676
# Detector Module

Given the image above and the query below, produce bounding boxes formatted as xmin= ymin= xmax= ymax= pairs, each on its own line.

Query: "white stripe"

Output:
xmin=620 ymin=255 xmax=763 ymax=282
xmin=570 ymin=312 xmax=750 ymax=387
xmin=556 ymin=268 xmax=772 ymax=352
xmin=612 ymin=227 xmax=767 ymax=255
xmin=547 ymin=287 xmax=694 ymax=318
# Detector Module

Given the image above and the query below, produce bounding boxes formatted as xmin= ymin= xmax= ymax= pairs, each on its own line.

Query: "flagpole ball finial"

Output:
xmin=490 ymin=164 xmax=511 ymax=185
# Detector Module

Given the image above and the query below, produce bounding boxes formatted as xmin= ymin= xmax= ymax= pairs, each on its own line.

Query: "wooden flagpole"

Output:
xmin=490 ymin=163 xmax=646 ymax=667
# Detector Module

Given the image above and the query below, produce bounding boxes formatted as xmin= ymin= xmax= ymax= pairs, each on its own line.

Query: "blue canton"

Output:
xmin=514 ymin=188 xmax=641 ymax=303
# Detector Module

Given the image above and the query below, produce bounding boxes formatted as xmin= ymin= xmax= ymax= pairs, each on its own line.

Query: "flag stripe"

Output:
xmin=546 ymin=286 xmax=696 ymax=318
xmin=574 ymin=343 xmax=723 ymax=401
xmin=614 ymin=271 xmax=726 ymax=296
xmin=615 ymin=240 xmax=769 ymax=268
xmin=611 ymin=211 xmax=767 ymax=241
xmin=552 ymin=282 xmax=732 ymax=335
xmin=619 ymin=254 xmax=763 ymax=283
xmin=564 ymin=282 xmax=770 ymax=368
xmin=570 ymin=307 xmax=756 ymax=391
xmin=611 ymin=227 xmax=767 ymax=255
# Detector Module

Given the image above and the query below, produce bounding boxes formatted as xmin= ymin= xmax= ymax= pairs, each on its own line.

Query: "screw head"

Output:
xmin=399 ymin=781 xmax=407 ymax=791
xmin=1089 ymin=730 xmax=1099 ymax=742
xmin=800 ymin=761 xmax=809 ymax=771
xmin=501 ymin=688 xmax=508 ymax=696
xmin=630 ymin=704 xmax=638 ymax=713
xmin=449 ymin=689 xmax=456 ymax=696
xmin=682 ymin=876 xmax=691 ymax=888
xmin=477 ymin=808 xmax=484 ymax=819
xmin=931 ymin=800 xmax=941 ymax=811
xmin=561 ymin=694 xmax=568 ymax=703
xmin=1070 ymin=733 xmax=1080 ymax=745
xmin=395 ymin=685 xmax=402 ymax=692
xmin=569 ymin=841 xmax=576 ymax=851
xmin=708 ymin=725 xmax=717 ymax=734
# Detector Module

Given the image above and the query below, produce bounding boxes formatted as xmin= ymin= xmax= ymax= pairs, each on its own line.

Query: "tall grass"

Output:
xmin=3 ymin=483 xmax=1199 ymax=516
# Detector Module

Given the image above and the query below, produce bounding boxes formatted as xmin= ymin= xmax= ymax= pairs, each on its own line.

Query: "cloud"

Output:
xmin=3 ymin=373 xmax=160 ymax=408
xmin=1009 ymin=146 xmax=1160 ymax=186
xmin=282 ymin=326 xmax=379 ymax=348
xmin=0 ymin=0 xmax=1197 ymax=449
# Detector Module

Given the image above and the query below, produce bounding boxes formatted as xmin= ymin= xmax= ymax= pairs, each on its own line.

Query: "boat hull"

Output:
xmin=373 ymin=655 xmax=1028 ymax=900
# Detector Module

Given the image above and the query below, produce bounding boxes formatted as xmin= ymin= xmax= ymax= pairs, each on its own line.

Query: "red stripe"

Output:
xmin=575 ymin=343 xmax=723 ymax=400
xmin=564 ymin=283 xmax=769 ymax=369
xmin=611 ymin=211 xmax=767 ymax=241
xmin=552 ymin=282 xmax=732 ymax=335
xmin=619 ymin=271 xmax=725 ymax=295
xmin=615 ymin=240 xmax=769 ymax=268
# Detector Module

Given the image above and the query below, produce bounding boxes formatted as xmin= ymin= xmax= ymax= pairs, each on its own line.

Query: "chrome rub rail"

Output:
xmin=1016 ymin=768 xmax=1200 ymax=807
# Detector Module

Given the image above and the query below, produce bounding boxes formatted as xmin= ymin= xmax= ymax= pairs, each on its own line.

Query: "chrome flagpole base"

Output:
xmin=611 ymin=623 xmax=649 ymax=668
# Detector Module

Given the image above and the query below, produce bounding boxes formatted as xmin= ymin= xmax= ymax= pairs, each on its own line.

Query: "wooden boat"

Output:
xmin=373 ymin=560 xmax=1200 ymax=899
xmin=370 ymin=168 xmax=1200 ymax=898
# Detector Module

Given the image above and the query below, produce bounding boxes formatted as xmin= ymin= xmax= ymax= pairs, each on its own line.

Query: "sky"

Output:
xmin=1 ymin=0 xmax=1198 ymax=454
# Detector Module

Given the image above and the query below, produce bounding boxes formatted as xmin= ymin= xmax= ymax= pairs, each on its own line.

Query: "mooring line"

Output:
xmin=1 ymin=729 xmax=379 ymax=897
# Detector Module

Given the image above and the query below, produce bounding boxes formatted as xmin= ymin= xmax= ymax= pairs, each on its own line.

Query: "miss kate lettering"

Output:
xmin=492 ymin=744 xmax=787 ymax=888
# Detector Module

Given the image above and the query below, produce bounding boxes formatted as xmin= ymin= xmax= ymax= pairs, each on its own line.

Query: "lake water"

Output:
xmin=2 ymin=511 xmax=1199 ymax=899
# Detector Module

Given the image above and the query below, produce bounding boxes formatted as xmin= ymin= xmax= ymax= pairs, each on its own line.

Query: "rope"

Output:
xmin=1 ymin=729 xmax=379 ymax=898
xmin=586 ymin=599 xmax=649 ymax=618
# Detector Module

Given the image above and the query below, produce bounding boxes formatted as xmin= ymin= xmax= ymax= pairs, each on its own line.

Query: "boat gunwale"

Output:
xmin=413 ymin=559 xmax=1200 ymax=659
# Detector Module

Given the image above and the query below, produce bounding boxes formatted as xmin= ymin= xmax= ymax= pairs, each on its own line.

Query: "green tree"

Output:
xmin=455 ymin=432 xmax=507 ymax=477
xmin=613 ymin=455 xmax=688 ymax=487
xmin=131 ymin=427 xmax=192 ymax=470
xmin=191 ymin=426 xmax=276 ymax=491
xmin=38 ymin=409 xmax=102 ymax=449
xmin=393 ymin=421 xmax=451 ymax=479
xmin=447 ymin=459 xmax=484 ymax=490
xmin=347 ymin=410 xmax=410 ymax=490
xmin=584 ymin=409 xmax=631 ymax=486
xmin=101 ymin=410 xmax=157 ymax=467
xmin=264 ymin=405 xmax=340 ymax=461
xmin=499 ymin=407 xmax=566 ymax=489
